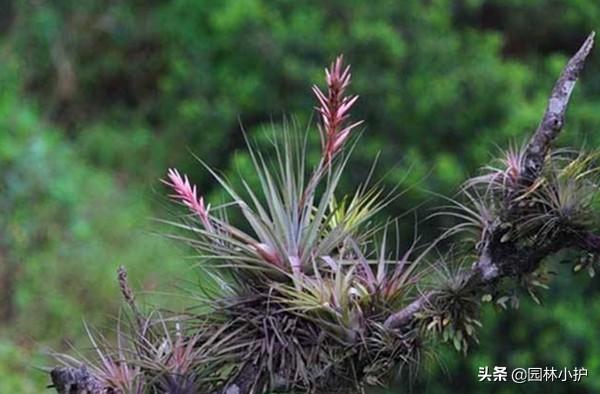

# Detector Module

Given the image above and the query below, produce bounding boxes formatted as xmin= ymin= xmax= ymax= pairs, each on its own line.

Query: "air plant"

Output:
xmin=50 ymin=33 xmax=600 ymax=394
xmin=465 ymin=143 xmax=528 ymax=197
xmin=51 ymin=322 xmax=145 ymax=394
xmin=418 ymin=258 xmax=482 ymax=355
xmin=519 ymin=151 xmax=600 ymax=237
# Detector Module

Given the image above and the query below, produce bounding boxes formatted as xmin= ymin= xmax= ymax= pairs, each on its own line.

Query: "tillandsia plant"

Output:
xmin=49 ymin=34 xmax=600 ymax=394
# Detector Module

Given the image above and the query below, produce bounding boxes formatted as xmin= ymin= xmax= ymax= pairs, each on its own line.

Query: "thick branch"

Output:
xmin=384 ymin=291 xmax=433 ymax=329
xmin=522 ymin=32 xmax=595 ymax=182
xmin=49 ymin=366 xmax=105 ymax=394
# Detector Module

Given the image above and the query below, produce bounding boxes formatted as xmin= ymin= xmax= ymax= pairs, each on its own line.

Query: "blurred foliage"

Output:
xmin=0 ymin=52 xmax=190 ymax=391
xmin=1 ymin=0 xmax=600 ymax=392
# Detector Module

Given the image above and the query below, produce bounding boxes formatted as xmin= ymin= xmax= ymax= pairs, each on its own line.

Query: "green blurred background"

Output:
xmin=1 ymin=0 xmax=600 ymax=392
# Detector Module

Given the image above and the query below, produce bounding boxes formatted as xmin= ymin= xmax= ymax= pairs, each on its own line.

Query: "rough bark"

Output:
xmin=522 ymin=32 xmax=595 ymax=182
xmin=49 ymin=366 xmax=107 ymax=394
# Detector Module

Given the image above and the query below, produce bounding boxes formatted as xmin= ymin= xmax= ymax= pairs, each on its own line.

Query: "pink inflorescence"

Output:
xmin=163 ymin=168 xmax=212 ymax=230
xmin=312 ymin=55 xmax=363 ymax=163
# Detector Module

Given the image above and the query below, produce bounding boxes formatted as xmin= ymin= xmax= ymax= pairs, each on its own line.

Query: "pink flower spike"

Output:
xmin=337 ymin=95 xmax=359 ymax=117
xmin=163 ymin=168 xmax=212 ymax=230
xmin=312 ymin=55 xmax=362 ymax=163
xmin=331 ymin=120 xmax=363 ymax=152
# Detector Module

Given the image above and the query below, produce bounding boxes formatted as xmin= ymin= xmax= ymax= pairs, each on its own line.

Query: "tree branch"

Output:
xmin=49 ymin=366 xmax=105 ymax=394
xmin=385 ymin=32 xmax=596 ymax=330
xmin=522 ymin=31 xmax=595 ymax=182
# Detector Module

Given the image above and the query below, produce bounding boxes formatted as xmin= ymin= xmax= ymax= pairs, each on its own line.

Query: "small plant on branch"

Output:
xmin=49 ymin=33 xmax=599 ymax=394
